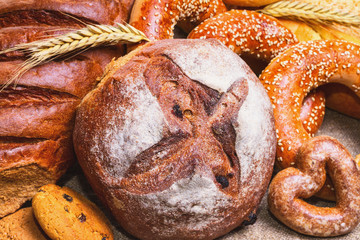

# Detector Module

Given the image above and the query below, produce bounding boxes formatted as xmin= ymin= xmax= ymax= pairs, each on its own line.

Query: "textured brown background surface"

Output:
xmin=62 ymin=108 xmax=360 ymax=240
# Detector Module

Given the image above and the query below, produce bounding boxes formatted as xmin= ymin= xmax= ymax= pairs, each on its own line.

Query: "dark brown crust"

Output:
xmin=0 ymin=87 xmax=79 ymax=140
xmin=0 ymin=0 xmax=134 ymax=24
xmin=0 ymin=51 xmax=115 ymax=98
xmin=74 ymin=39 xmax=276 ymax=240
xmin=0 ymin=0 xmax=128 ymax=218
xmin=0 ymin=136 xmax=73 ymax=177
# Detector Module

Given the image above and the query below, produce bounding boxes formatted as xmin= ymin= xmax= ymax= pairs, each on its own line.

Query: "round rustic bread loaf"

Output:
xmin=74 ymin=39 xmax=276 ymax=240
xmin=0 ymin=0 xmax=133 ymax=218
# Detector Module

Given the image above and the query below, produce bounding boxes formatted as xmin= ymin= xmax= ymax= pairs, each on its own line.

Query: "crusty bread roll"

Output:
xmin=0 ymin=0 xmax=132 ymax=218
xmin=74 ymin=39 xmax=276 ymax=240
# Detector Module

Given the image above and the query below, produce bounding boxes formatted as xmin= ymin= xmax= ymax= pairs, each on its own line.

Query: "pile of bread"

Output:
xmin=0 ymin=0 xmax=360 ymax=239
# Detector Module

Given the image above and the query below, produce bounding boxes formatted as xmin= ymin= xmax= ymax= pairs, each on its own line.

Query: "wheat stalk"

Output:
xmin=259 ymin=0 xmax=360 ymax=26
xmin=0 ymin=22 xmax=149 ymax=90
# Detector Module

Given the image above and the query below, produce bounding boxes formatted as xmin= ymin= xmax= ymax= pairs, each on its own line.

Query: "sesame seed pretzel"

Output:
xmin=260 ymin=40 xmax=360 ymax=201
xmin=129 ymin=0 xmax=227 ymax=42
xmin=188 ymin=10 xmax=326 ymax=134
xmin=260 ymin=40 xmax=360 ymax=168
xmin=268 ymin=136 xmax=360 ymax=237
xmin=188 ymin=10 xmax=297 ymax=61
xmin=300 ymin=89 xmax=325 ymax=136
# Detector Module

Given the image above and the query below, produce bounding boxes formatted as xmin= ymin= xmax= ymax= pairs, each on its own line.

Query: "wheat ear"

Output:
xmin=0 ymin=22 xmax=149 ymax=90
xmin=259 ymin=0 xmax=360 ymax=26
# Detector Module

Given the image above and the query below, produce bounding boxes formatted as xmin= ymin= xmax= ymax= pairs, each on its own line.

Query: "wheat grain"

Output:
xmin=259 ymin=0 xmax=360 ymax=26
xmin=0 ymin=22 xmax=149 ymax=90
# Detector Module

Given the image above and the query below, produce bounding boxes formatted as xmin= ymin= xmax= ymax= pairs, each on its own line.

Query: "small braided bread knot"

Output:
xmin=188 ymin=9 xmax=326 ymax=135
xmin=129 ymin=0 xmax=227 ymax=42
xmin=268 ymin=136 xmax=360 ymax=237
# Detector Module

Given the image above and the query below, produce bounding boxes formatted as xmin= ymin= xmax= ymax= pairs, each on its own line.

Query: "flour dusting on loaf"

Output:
xmin=235 ymin=79 xmax=275 ymax=186
xmin=161 ymin=39 xmax=275 ymax=195
xmin=101 ymin=76 xmax=168 ymax=177
xmin=162 ymin=39 xmax=249 ymax=93
xmin=74 ymin=39 xmax=276 ymax=240
xmin=138 ymin=173 xmax=232 ymax=234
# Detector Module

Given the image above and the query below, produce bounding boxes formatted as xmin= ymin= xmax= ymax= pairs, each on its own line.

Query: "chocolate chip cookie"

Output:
xmin=32 ymin=184 xmax=113 ymax=240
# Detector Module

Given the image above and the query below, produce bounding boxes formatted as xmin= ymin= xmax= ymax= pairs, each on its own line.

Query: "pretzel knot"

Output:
xmin=259 ymin=40 xmax=360 ymax=169
xmin=268 ymin=136 xmax=360 ymax=237
xmin=260 ymin=40 xmax=360 ymax=201
xmin=129 ymin=0 xmax=226 ymax=41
